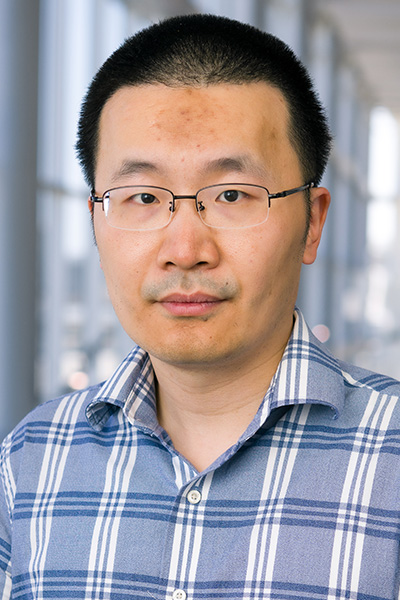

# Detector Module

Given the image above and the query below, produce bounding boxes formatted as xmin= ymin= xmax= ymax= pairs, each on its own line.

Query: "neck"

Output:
xmin=150 ymin=336 xmax=289 ymax=472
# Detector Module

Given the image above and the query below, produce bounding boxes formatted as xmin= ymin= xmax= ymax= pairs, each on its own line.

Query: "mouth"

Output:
xmin=158 ymin=292 xmax=225 ymax=317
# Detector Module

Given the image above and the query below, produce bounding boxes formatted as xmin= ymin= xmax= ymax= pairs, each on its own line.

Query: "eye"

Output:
xmin=130 ymin=192 xmax=159 ymax=205
xmin=216 ymin=189 xmax=246 ymax=203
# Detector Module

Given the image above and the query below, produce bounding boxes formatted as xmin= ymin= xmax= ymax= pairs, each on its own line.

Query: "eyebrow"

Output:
xmin=110 ymin=155 xmax=268 ymax=184
xmin=199 ymin=156 xmax=269 ymax=179
xmin=110 ymin=160 xmax=160 ymax=183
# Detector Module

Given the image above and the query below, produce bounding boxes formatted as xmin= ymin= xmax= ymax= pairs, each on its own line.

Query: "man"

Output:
xmin=1 ymin=13 xmax=399 ymax=600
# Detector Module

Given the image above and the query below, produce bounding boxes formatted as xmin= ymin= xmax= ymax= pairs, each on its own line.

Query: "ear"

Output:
xmin=88 ymin=196 xmax=101 ymax=259
xmin=302 ymin=186 xmax=330 ymax=265
xmin=87 ymin=196 xmax=94 ymax=216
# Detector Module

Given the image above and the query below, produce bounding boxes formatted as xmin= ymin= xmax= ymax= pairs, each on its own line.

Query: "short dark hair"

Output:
xmin=76 ymin=13 xmax=332 ymax=191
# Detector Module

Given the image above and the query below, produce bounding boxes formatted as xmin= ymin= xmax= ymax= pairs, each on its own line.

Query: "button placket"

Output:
xmin=186 ymin=488 xmax=202 ymax=505
xmin=165 ymin=480 xmax=205 ymax=600
xmin=172 ymin=588 xmax=187 ymax=600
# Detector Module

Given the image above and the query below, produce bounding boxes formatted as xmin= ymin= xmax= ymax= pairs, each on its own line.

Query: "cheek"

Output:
xmin=230 ymin=236 xmax=274 ymax=302
xmin=97 ymin=235 xmax=143 ymax=302
xmin=240 ymin=227 xmax=304 ymax=300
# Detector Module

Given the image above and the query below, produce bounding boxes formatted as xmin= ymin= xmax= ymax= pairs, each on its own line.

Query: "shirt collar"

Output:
xmin=86 ymin=308 xmax=344 ymax=432
xmin=86 ymin=346 xmax=158 ymax=432
xmin=267 ymin=308 xmax=343 ymax=418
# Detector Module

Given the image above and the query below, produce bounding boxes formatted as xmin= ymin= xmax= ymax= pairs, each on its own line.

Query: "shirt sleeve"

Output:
xmin=0 ymin=438 xmax=14 ymax=599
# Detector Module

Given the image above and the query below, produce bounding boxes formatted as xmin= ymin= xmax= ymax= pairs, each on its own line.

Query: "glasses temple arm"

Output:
xmin=269 ymin=182 xmax=315 ymax=200
xmin=90 ymin=190 xmax=103 ymax=203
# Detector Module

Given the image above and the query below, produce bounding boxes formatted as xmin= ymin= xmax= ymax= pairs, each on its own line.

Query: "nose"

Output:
xmin=157 ymin=197 xmax=220 ymax=271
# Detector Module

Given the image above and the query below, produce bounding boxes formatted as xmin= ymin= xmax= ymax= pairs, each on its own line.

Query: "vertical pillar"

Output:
xmin=334 ymin=63 xmax=361 ymax=353
xmin=297 ymin=19 xmax=337 ymax=331
xmin=265 ymin=0 xmax=306 ymax=56
xmin=0 ymin=0 xmax=40 ymax=439
xmin=221 ymin=0 xmax=261 ymax=25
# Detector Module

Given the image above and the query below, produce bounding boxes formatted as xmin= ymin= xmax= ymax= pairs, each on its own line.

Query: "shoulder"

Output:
xmin=0 ymin=383 xmax=103 ymax=470
xmin=0 ymin=383 xmax=107 ymax=525
xmin=14 ymin=382 xmax=102 ymax=429
xmin=336 ymin=359 xmax=400 ymax=425
xmin=339 ymin=359 xmax=400 ymax=395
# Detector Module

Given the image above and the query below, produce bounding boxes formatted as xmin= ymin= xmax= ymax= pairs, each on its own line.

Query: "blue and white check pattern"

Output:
xmin=1 ymin=309 xmax=400 ymax=599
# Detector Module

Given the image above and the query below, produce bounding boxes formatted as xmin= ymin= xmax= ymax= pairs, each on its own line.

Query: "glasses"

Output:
xmin=90 ymin=181 xmax=314 ymax=231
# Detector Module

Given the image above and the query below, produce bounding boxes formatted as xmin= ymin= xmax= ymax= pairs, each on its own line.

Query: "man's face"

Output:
xmin=93 ymin=82 xmax=329 ymax=371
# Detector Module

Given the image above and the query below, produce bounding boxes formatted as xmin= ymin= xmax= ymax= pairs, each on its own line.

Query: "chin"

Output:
xmin=124 ymin=311 xmax=246 ymax=368
xmin=144 ymin=332 xmax=242 ymax=369
xmin=149 ymin=344 xmax=224 ymax=367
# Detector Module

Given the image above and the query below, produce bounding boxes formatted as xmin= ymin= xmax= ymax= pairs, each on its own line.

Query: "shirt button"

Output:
xmin=172 ymin=589 xmax=187 ymax=600
xmin=187 ymin=489 xmax=202 ymax=504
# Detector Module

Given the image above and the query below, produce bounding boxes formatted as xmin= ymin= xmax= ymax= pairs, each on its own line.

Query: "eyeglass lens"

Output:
xmin=102 ymin=184 xmax=270 ymax=231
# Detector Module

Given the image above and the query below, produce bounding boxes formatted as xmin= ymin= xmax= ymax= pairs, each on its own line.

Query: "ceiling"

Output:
xmin=316 ymin=0 xmax=400 ymax=119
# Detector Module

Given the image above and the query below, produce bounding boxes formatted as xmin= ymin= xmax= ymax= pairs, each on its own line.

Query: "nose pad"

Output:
xmin=169 ymin=196 xmax=203 ymax=225
xmin=157 ymin=197 xmax=220 ymax=269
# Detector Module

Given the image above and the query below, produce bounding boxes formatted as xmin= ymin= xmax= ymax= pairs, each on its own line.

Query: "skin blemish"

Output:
xmin=269 ymin=127 xmax=278 ymax=141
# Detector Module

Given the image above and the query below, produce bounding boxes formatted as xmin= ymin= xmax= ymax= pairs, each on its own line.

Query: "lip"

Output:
xmin=158 ymin=292 xmax=224 ymax=317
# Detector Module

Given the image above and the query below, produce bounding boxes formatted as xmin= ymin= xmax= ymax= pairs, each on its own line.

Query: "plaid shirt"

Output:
xmin=1 ymin=309 xmax=400 ymax=600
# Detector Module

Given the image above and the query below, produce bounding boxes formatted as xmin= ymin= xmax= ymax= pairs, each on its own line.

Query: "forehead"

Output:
xmin=101 ymin=81 xmax=290 ymax=131
xmin=96 ymin=82 xmax=300 ymax=185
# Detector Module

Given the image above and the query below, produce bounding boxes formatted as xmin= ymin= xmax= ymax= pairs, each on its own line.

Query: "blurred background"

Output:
xmin=1 ymin=0 xmax=400 ymax=440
